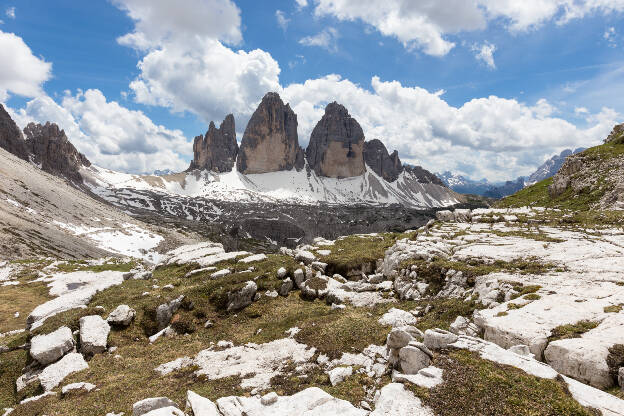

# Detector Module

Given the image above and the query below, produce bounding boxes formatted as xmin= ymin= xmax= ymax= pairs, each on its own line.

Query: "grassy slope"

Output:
xmin=498 ymin=138 xmax=624 ymax=211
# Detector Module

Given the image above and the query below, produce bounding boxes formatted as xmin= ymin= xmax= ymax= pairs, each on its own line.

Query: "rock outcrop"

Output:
xmin=23 ymin=122 xmax=91 ymax=183
xmin=237 ymin=92 xmax=304 ymax=174
xmin=363 ymin=139 xmax=403 ymax=182
xmin=605 ymin=123 xmax=624 ymax=144
xmin=0 ymin=104 xmax=29 ymax=160
xmin=306 ymin=102 xmax=366 ymax=178
xmin=188 ymin=114 xmax=238 ymax=173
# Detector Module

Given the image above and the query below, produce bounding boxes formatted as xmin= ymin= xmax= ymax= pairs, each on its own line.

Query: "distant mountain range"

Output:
xmin=437 ymin=148 xmax=585 ymax=198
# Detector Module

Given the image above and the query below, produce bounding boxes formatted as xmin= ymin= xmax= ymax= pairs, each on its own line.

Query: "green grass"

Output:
xmin=415 ymin=298 xmax=485 ymax=332
xmin=548 ymin=320 xmax=600 ymax=342
xmin=604 ymin=304 xmax=623 ymax=313
xmin=412 ymin=350 xmax=597 ymax=416
xmin=52 ymin=259 xmax=138 ymax=273
xmin=317 ymin=234 xmax=400 ymax=277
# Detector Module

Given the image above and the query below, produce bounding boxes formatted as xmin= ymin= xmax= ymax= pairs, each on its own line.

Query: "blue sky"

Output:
xmin=0 ymin=0 xmax=623 ymax=180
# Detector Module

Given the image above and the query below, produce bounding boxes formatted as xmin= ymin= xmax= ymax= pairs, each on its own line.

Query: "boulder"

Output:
xmin=276 ymin=267 xmax=287 ymax=279
xmin=619 ymin=367 xmax=624 ymax=389
xmin=186 ymin=390 xmax=219 ymax=416
xmin=453 ymin=209 xmax=472 ymax=223
xmin=278 ymin=278 xmax=293 ymax=296
xmin=306 ymin=102 xmax=366 ymax=178
xmin=107 ymin=305 xmax=136 ymax=326
xmin=371 ymin=382 xmax=434 ymax=416
xmin=328 ymin=366 xmax=353 ymax=386
xmin=156 ymin=296 xmax=185 ymax=330
xmin=30 ymin=326 xmax=75 ymax=365
xmin=399 ymin=342 xmax=432 ymax=374
xmin=79 ymin=315 xmax=110 ymax=356
xmin=544 ymin=338 xmax=613 ymax=389
xmin=509 ymin=344 xmax=533 ymax=358
xmin=435 ymin=210 xmax=454 ymax=222
xmin=133 ymin=397 xmax=178 ymax=416
xmin=386 ymin=328 xmax=413 ymax=350
xmin=423 ymin=328 xmax=458 ymax=350
xmin=39 ymin=353 xmax=88 ymax=391
xmin=61 ymin=382 xmax=96 ymax=395
xmin=226 ymin=281 xmax=257 ymax=312
xmin=261 ymin=392 xmax=279 ymax=406
xmin=293 ymin=268 xmax=305 ymax=288
xmin=449 ymin=316 xmax=481 ymax=337
xmin=363 ymin=139 xmax=403 ymax=182
xmin=143 ymin=407 xmax=185 ymax=416
xmin=237 ymin=92 xmax=304 ymax=174
xmin=295 ymin=250 xmax=316 ymax=265
xmin=378 ymin=308 xmax=418 ymax=327
xmin=188 ymin=114 xmax=238 ymax=172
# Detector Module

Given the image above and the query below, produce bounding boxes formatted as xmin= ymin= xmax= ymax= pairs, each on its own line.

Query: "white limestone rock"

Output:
xmin=423 ymin=328 xmax=458 ymax=350
xmin=156 ymin=296 xmax=185 ymax=330
xmin=61 ymin=382 xmax=96 ymax=395
xmin=276 ymin=267 xmax=287 ymax=279
xmin=399 ymin=343 xmax=432 ymax=375
xmin=133 ymin=397 xmax=178 ymax=416
xmin=328 ymin=366 xmax=353 ymax=386
xmin=216 ymin=387 xmax=367 ymax=416
xmin=386 ymin=328 xmax=413 ymax=350
xmin=370 ymin=383 xmax=434 ymax=415
xmin=39 ymin=353 xmax=88 ymax=391
xmin=392 ymin=366 xmax=444 ymax=389
xmin=107 ymin=304 xmax=136 ymax=326
xmin=239 ymin=254 xmax=267 ymax=264
xmin=294 ymin=250 xmax=316 ymax=265
xmin=143 ymin=407 xmax=184 ymax=416
xmin=186 ymin=390 xmax=219 ymax=416
xmin=379 ymin=308 xmax=417 ymax=327
xmin=79 ymin=315 xmax=110 ymax=355
xmin=29 ymin=326 xmax=74 ymax=365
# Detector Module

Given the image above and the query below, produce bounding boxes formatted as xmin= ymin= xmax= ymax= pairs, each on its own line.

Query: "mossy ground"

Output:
xmin=548 ymin=320 xmax=600 ymax=342
xmin=412 ymin=350 xmax=597 ymax=416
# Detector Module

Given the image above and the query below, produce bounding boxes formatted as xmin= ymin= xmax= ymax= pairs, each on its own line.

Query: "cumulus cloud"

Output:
xmin=299 ymin=28 xmax=339 ymax=52
xmin=9 ymin=90 xmax=191 ymax=174
xmin=282 ymin=75 xmax=619 ymax=180
xmin=295 ymin=0 xmax=308 ymax=8
xmin=0 ymin=30 xmax=52 ymax=101
xmin=472 ymin=42 xmax=496 ymax=69
xmin=312 ymin=0 xmax=624 ymax=56
xmin=5 ymin=6 xmax=15 ymax=19
xmin=112 ymin=0 xmax=242 ymax=49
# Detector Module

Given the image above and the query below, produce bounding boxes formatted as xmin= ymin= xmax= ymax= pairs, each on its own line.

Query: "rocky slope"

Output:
xmin=306 ymin=102 xmax=366 ymax=178
xmin=2 ymin=207 xmax=624 ymax=415
xmin=188 ymin=115 xmax=238 ymax=173
xmin=363 ymin=139 xmax=403 ymax=182
xmin=501 ymin=123 xmax=624 ymax=210
xmin=526 ymin=147 xmax=585 ymax=186
xmin=0 ymin=104 xmax=29 ymax=161
xmin=236 ymin=92 xmax=304 ymax=174
xmin=0 ymin=147 xmax=198 ymax=260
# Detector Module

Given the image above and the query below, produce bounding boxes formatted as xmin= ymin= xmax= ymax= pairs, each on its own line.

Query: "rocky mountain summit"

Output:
xmin=306 ymin=102 xmax=366 ymax=178
xmin=526 ymin=147 xmax=585 ymax=186
xmin=236 ymin=92 xmax=304 ymax=174
xmin=0 ymin=105 xmax=90 ymax=185
xmin=188 ymin=114 xmax=238 ymax=173
xmin=363 ymin=139 xmax=403 ymax=182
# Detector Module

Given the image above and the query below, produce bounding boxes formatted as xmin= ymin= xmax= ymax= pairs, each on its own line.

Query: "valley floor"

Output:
xmin=2 ymin=207 xmax=624 ymax=416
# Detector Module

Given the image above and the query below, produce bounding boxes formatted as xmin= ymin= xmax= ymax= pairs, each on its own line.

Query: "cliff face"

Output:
xmin=23 ymin=122 xmax=91 ymax=183
xmin=188 ymin=114 xmax=238 ymax=173
xmin=237 ymin=92 xmax=304 ymax=174
xmin=306 ymin=102 xmax=366 ymax=179
xmin=0 ymin=104 xmax=29 ymax=161
xmin=363 ymin=139 xmax=403 ymax=182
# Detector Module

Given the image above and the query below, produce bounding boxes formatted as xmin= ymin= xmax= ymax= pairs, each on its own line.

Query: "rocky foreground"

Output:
xmin=2 ymin=207 xmax=624 ymax=415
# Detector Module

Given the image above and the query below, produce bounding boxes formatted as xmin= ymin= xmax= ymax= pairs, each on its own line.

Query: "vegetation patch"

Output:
xmin=509 ymin=284 xmax=542 ymax=300
xmin=52 ymin=259 xmax=138 ymax=273
xmin=606 ymin=344 xmax=624 ymax=382
xmin=412 ymin=350 xmax=597 ymax=416
xmin=318 ymin=234 xmax=398 ymax=277
xmin=604 ymin=304 xmax=623 ymax=313
xmin=548 ymin=320 xmax=600 ymax=342
xmin=415 ymin=298 xmax=485 ymax=332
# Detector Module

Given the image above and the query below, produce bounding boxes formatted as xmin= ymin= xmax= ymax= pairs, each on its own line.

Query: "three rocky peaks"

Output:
xmin=189 ymin=92 xmax=404 ymax=181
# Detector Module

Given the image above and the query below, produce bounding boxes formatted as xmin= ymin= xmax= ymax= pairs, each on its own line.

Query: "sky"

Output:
xmin=0 ymin=0 xmax=623 ymax=181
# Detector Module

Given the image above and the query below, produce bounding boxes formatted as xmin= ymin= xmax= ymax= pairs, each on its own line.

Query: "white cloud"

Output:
xmin=299 ymin=28 xmax=340 ymax=52
xmin=276 ymin=10 xmax=290 ymax=31
xmin=281 ymin=75 xmax=619 ymax=180
xmin=9 ymin=90 xmax=191 ymax=174
xmin=5 ymin=7 xmax=15 ymax=19
xmin=312 ymin=0 xmax=624 ymax=56
xmin=112 ymin=0 xmax=242 ymax=49
xmin=0 ymin=30 xmax=52 ymax=101
xmin=472 ymin=42 xmax=496 ymax=69
xmin=604 ymin=26 xmax=617 ymax=47
xmin=295 ymin=0 xmax=308 ymax=8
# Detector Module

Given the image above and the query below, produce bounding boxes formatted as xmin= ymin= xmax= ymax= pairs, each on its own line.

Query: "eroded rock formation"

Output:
xmin=23 ymin=122 xmax=91 ymax=183
xmin=306 ymin=102 xmax=365 ymax=178
xmin=188 ymin=114 xmax=238 ymax=173
xmin=237 ymin=93 xmax=304 ymax=174
xmin=0 ymin=103 xmax=29 ymax=160
xmin=363 ymin=139 xmax=403 ymax=182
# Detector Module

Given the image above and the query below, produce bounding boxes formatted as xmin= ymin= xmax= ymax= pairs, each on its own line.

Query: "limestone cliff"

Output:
xmin=188 ymin=114 xmax=238 ymax=173
xmin=237 ymin=92 xmax=304 ymax=174
xmin=363 ymin=139 xmax=403 ymax=182
xmin=306 ymin=102 xmax=365 ymax=179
